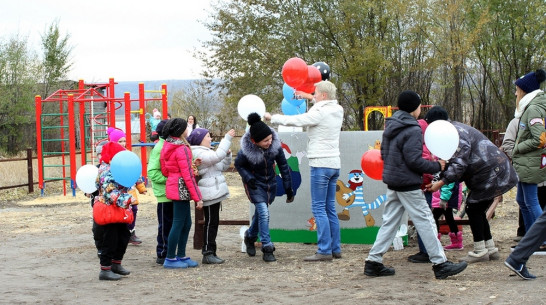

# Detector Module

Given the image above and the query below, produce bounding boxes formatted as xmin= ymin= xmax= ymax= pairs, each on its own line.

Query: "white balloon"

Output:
xmin=424 ymin=120 xmax=459 ymax=160
xmin=237 ymin=94 xmax=266 ymax=120
xmin=76 ymin=164 xmax=99 ymax=193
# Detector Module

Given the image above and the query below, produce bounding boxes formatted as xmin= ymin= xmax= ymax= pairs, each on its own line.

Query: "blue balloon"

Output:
xmin=110 ymin=150 xmax=142 ymax=188
xmin=282 ymin=83 xmax=305 ymax=106
xmin=281 ymin=99 xmax=307 ymax=115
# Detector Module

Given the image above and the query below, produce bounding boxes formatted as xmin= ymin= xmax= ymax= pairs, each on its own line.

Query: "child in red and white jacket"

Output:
xmin=431 ymin=176 xmax=464 ymax=250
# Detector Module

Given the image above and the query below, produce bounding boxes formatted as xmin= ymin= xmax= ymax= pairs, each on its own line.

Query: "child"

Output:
xmin=146 ymin=119 xmax=173 ymax=265
xmin=95 ymin=142 xmax=133 ymax=281
xmin=90 ymin=141 xmax=107 ymax=258
xmin=235 ymin=113 xmax=294 ymax=262
xmin=188 ymin=127 xmax=235 ymax=264
xmin=107 ymin=127 xmax=147 ymax=245
xmin=364 ymin=90 xmax=467 ymax=279
xmin=431 ymin=177 xmax=464 ymax=250
xmin=160 ymin=118 xmax=203 ymax=269
xmin=149 ymin=108 xmax=162 ymax=133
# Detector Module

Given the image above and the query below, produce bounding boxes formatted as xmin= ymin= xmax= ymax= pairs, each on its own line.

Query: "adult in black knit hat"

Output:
xmin=248 ymin=112 xmax=272 ymax=142
xmin=398 ymin=90 xmax=422 ymax=113
xmin=424 ymin=106 xmax=449 ymax=124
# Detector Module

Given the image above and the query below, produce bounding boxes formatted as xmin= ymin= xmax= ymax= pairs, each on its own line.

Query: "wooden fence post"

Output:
xmin=27 ymin=148 xmax=34 ymax=193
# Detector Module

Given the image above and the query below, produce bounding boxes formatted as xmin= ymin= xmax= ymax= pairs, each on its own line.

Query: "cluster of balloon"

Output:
xmin=76 ymin=164 xmax=99 ymax=193
xmin=237 ymin=94 xmax=266 ymax=120
xmin=281 ymin=98 xmax=307 ymax=115
xmin=281 ymin=58 xmax=331 ymax=115
xmin=282 ymin=57 xmax=329 ymax=95
xmin=424 ymin=120 xmax=459 ymax=160
xmin=361 ymin=149 xmax=383 ymax=180
xmin=110 ymin=151 xmax=143 ymax=188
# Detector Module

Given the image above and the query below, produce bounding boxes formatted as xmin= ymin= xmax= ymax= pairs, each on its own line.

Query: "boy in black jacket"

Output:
xmin=364 ymin=91 xmax=467 ymax=279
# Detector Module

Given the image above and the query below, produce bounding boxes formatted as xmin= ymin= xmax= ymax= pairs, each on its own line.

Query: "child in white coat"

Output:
xmin=188 ymin=128 xmax=235 ymax=264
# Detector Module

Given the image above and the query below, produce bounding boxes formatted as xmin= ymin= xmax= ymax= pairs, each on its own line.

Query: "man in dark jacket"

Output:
xmin=364 ymin=91 xmax=467 ymax=280
xmin=235 ymin=113 xmax=294 ymax=262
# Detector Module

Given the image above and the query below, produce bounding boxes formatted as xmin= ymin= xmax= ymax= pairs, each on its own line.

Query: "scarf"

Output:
xmin=515 ymin=89 xmax=544 ymax=119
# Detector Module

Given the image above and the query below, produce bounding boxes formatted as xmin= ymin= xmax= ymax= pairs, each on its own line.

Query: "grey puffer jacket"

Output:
xmin=442 ymin=121 xmax=518 ymax=204
xmin=191 ymin=133 xmax=233 ymax=206
xmin=381 ymin=110 xmax=441 ymax=191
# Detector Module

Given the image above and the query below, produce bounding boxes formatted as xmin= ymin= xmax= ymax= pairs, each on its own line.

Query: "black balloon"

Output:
xmin=312 ymin=62 xmax=331 ymax=80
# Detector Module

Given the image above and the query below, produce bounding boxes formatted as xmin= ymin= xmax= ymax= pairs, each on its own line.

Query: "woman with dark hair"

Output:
xmin=187 ymin=115 xmax=199 ymax=137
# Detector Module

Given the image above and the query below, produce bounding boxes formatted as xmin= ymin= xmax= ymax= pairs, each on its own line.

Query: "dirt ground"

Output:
xmin=1 ymin=172 xmax=546 ymax=305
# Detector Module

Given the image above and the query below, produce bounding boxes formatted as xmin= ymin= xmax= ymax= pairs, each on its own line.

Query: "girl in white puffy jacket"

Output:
xmin=188 ymin=127 xmax=235 ymax=264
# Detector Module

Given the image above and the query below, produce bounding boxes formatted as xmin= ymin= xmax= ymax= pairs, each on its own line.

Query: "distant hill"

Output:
xmin=114 ymin=79 xmax=199 ymax=101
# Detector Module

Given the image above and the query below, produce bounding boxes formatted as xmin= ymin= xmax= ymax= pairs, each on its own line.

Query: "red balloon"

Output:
xmin=295 ymin=81 xmax=316 ymax=94
xmin=282 ymin=58 xmax=308 ymax=88
xmin=307 ymin=65 xmax=322 ymax=84
xmin=361 ymin=149 xmax=383 ymax=180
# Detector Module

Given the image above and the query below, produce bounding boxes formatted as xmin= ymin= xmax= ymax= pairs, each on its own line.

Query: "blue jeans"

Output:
xmin=516 ymin=182 xmax=543 ymax=232
xmin=310 ymin=167 xmax=341 ymax=255
xmin=247 ymin=202 xmax=273 ymax=248
xmin=166 ymin=200 xmax=192 ymax=259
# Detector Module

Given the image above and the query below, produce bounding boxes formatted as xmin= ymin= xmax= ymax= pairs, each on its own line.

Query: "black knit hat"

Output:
xmin=156 ymin=119 xmax=169 ymax=139
xmin=164 ymin=118 xmax=187 ymax=138
xmin=425 ymin=106 xmax=449 ymax=124
xmin=515 ymin=69 xmax=546 ymax=94
xmin=397 ymin=90 xmax=421 ymax=113
xmin=248 ymin=113 xmax=272 ymax=142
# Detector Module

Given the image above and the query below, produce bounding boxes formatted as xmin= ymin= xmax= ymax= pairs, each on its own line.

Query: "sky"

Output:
xmin=0 ymin=0 xmax=213 ymax=82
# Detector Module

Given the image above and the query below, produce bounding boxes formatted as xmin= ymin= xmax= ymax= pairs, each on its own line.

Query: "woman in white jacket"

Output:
xmin=265 ymin=80 xmax=344 ymax=261
xmin=188 ymin=128 xmax=235 ymax=264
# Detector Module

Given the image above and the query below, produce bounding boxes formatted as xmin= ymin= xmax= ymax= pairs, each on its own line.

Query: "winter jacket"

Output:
xmin=381 ymin=110 xmax=441 ymax=191
xmin=442 ymin=121 xmax=517 ymax=204
xmin=147 ymin=138 xmax=169 ymax=202
xmin=160 ymin=136 xmax=202 ymax=202
xmin=191 ymin=132 xmax=233 ymax=207
xmin=431 ymin=182 xmax=462 ymax=210
xmin=512 ymin=91 xmax=546 ymax=183
xmin=96 ymin=162 xmax=133 ymax=208
xmin=235 ymin=128 xmax=292 ymax=205
xmin=500 ymin=118 xmax=519 ymax=159
xmin=271 ymin=99 xmax=343 ymax=168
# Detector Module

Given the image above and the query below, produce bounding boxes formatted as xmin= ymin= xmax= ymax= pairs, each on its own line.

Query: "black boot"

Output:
xmin=364 ymin=260 xmax=395 ymax=277
xmin=202 ymin=252 xmax=225 ymax=264
xmin=262 ymin=245 xmax=276 ymax=262
xmin=99 ymin=268 xmax=121 ymax=281
xmin=432 ymin=260 xmax=467 ymax=279
xmin=111 ymin=263 xmax=130 ymax=275
xmin=244 ymin=231 xmax=257 ymax=257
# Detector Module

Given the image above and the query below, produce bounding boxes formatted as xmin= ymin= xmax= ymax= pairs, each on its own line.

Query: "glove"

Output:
xmin=286 ymin=188 xmax=294 ymax=203
xmin=247 ymin=179 xmax=257 ymax=190
xmin=439 ymin=200 xmax=448 ymax=210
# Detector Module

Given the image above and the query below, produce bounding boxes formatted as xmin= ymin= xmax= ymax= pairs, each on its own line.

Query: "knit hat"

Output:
xmin=248 ymin=112 xmax=272 ymax=142
xmin=514 ymin=69 xmax=546 ymax=94
xmin=164 ymin=118 xmax=187 ymax=138
xmin=187 ymin=128 xmax=209 ymax=146
xmin=100 ymin=142 xmax=125 ymax=164
xmin=156 ymin=119 xmax=169 ymax=138
xmin=95 ymin=141 xmax=107 ymax=155
xmin=397 ymin=90 xmax=421 ymax=113
xmin=107 ymin=127 xmax=126 ymax=143
xmin=153 ymin=108 xmax=161 ymax=119
xmin=424 ymin=106 xmax=449 ymax=124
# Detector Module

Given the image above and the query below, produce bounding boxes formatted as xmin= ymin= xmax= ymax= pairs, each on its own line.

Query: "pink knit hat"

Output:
xmin=107 ymin=127 xmax=126 ymax=143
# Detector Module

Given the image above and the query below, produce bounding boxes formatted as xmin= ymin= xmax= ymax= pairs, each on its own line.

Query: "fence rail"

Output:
xmin=0 ymin=148 xmax=64 ymax=193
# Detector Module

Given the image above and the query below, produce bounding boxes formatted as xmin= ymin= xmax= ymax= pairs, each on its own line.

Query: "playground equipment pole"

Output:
xmin=35 ymin=95 xmax=43 ymax=192
xmin=162 ymin=84 xmax=168 ymax=119
xmin=109 ymin=78 xmax=116 ymax=127
xmin=124 ymin=92 xmax=132 ymax=149
xmin=138 ymin=83 xmax=148 ymax=177
xmin=68 ymin=94 xmax=77 ymax=196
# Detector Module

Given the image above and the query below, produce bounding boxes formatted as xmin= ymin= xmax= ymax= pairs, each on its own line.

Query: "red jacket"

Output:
xmin=160 ymin=137 xmax=202 ymax=202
